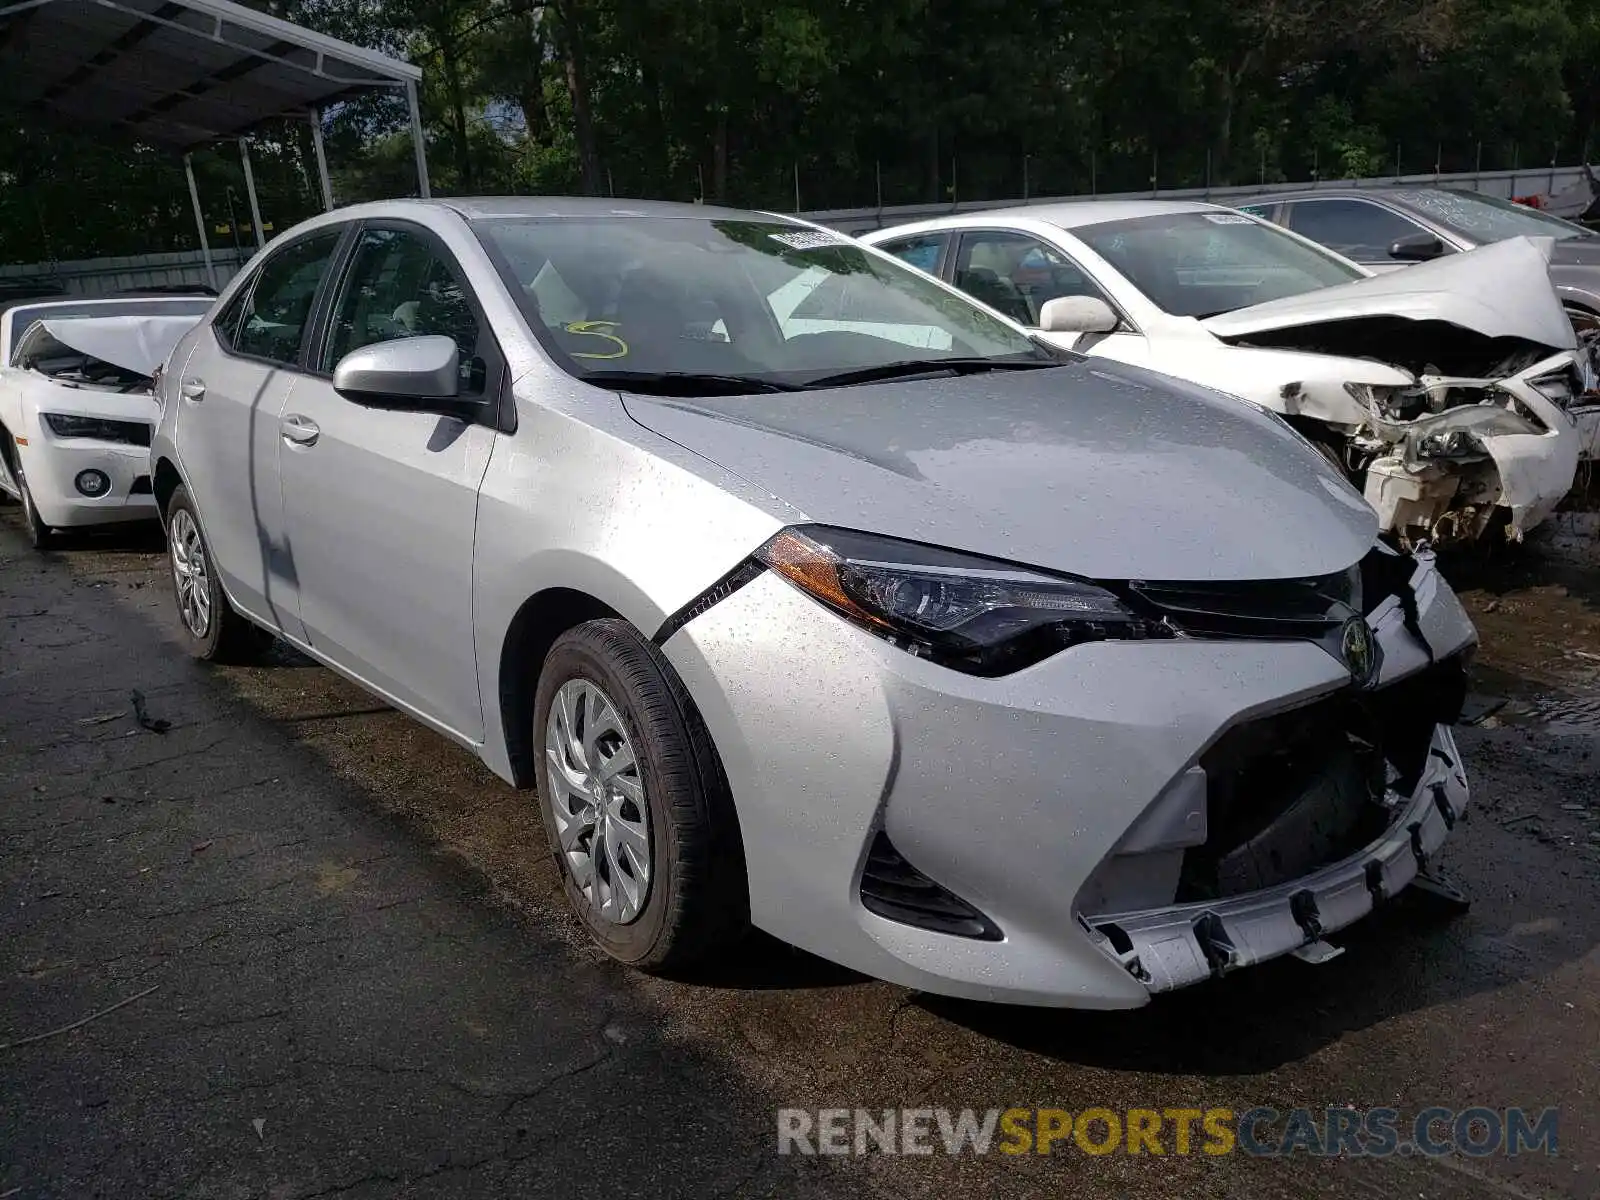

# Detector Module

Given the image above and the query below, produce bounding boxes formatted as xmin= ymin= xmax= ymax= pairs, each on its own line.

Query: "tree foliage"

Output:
xmin=5 ymin=0 xmax=1600 ymax=263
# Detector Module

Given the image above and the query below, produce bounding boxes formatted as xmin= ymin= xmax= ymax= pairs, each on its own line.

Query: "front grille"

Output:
xmin=1118 ymin=548 xmax=1428 ymax=688
xmin=859 ymin=832 xmax=1001 ymax=941
xmin=1121 ymin=547 xmax=1411 ymax=645
xmin=1176 ymin=653 xmax=1468 ymax=902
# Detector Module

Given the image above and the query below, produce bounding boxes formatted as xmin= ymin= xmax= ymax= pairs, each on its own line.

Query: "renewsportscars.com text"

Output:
xmin=776 ymin=1106 xmax=1559 ymax=1158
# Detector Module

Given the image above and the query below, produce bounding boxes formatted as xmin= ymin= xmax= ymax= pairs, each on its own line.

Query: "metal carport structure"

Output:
xmin=0 ymin=0 xmax=426 ymax=286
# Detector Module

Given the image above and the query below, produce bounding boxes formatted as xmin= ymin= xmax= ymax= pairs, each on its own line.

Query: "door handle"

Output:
xmin=180 ymin=378 xmax=206 ymax=402
xmin=280 ymin=414 xmax=320 ymax=446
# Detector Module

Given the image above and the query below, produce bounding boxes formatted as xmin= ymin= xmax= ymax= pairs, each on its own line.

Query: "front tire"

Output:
xmin=11 ymin=448 xmax=57 ymax=551
xmin=165 ymin=485 xmax=271 ymax=663
xmin=534 ymin=619 xmax=748 ymax=971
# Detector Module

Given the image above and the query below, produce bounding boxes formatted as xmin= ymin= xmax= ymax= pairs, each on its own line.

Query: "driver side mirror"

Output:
xmin=1038 ymin=295 xmax=1120 ymax=335
xmin=333 ymin=335 xmax=479 ymax=414
xmin=1388 ymin=232 xmax=1448 ymax=262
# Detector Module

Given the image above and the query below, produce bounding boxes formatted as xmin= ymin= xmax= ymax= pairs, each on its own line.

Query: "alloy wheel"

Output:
xmin=169 ymin=508 xmax=212 ymax=637
xmin=544 ymin=677 xmax=652 ymax=925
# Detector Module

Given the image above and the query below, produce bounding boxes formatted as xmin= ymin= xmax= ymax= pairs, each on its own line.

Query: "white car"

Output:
xmin=861 ymin=202 xmax=1586 ymax=547
xmin=0 ymin=295 xmax=211 ymax=547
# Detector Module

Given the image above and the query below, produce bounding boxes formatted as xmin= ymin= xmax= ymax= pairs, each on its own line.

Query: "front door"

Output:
xmin=276 ymin=222 xmax=503 ymax=742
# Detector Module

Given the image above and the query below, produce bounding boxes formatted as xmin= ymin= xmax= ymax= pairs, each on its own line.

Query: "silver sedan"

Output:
xmin=150 ymin=197 xmax=1477 ymax=1007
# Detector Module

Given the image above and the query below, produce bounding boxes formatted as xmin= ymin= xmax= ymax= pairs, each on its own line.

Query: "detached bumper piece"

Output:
xmin=1087 ymin=723 xmax=1468 ymax=993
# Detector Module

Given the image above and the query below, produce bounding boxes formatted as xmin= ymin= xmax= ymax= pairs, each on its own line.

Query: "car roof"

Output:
xmin=1232 ymin=186 xmax=1458 ymax=206
xmin=433 ymin=196 xmax=800 ymax=223
xmin=877 ymin=198 xmax=1230 ymax=234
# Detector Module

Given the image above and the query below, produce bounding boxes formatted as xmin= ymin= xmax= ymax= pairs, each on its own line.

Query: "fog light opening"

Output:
xmin=74 ymin=469 xmax=111 ymax=497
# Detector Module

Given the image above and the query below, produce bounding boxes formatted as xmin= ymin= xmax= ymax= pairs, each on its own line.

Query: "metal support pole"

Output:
xmin=238 ymin=137 xmax=266 ymax=251
xmin=405 ymin=79 xmax=431 ymax=199
xmin=309 ymin=108 xmax=334 ymax=211
xmin=184 ymin=153 xmax=218 ymax=292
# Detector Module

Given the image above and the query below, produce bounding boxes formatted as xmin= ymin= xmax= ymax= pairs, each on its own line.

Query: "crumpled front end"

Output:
xmin=1227 ymin=330 xmax=1582 ymax=546
xmin=1077 ymin=547 xmax=1475 ymax=995
xmin=1207 ymin=235 xmax=1586 ymax=545
xmin=663 ymin=532 xmax=1476 ymax=1007
xmin=1353 ymin=347 xmax=1583 ymax=544
xmin=1564 ymin=311 xmax=1600 ymax=460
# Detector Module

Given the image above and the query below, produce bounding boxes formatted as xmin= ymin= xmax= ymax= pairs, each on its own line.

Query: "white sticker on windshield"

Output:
xmin=769 ymin=230 xmax=850 ymax=250
xmin=1204 ymin=212 xmax=1253 ymax=224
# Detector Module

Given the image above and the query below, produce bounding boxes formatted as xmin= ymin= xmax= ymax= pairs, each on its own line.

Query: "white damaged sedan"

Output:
xmin=0 ymin=296 xmax=210 ymax=547
xmin=863 ymin=203 xmax=1586 ymax=547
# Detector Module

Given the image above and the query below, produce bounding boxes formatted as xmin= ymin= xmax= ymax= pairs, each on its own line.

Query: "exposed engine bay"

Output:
xmin=20 ymin=334 xmax=158 ymax=393
xmin=1227 ymin=319 xmax=1582 ymax=546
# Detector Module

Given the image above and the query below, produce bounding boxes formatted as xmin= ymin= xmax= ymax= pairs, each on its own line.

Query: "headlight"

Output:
xmin=41 ymin=414 xmax=152 ymax=446
xmin=756 ymin=525 xmax=1173 ymax=676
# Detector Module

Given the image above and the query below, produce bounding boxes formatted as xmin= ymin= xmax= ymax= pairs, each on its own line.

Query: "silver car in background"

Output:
xmin=150 ymin=198 xmax=1477 ymax=1007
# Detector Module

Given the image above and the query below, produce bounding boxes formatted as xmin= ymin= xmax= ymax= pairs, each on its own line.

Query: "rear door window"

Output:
xmin=877 ymin=233 xmax=949 ymax=275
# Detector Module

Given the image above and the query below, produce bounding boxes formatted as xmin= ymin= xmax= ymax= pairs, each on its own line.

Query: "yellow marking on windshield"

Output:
xmin=565 ymin=321 xmax=630 ymax=359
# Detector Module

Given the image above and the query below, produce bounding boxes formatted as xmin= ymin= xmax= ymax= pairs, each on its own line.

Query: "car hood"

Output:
xmin=622 ymin=361 xmax=1378 ymax=581
xmin=1201 ymin=235 xmax=1574 ymax=350
xmin=35 ymin=315 xmax=202 ymax=378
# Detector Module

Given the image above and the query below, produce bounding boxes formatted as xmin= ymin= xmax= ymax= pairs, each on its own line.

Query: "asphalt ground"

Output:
xmin=3 ymin=504 xmax=1598 ymax=1199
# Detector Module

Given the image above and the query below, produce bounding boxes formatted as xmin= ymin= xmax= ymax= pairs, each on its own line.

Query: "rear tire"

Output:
xmin=534 ymin=618 xmax=748 ymax=972
xmin=165 ymin=484 xmax=272 ymax=663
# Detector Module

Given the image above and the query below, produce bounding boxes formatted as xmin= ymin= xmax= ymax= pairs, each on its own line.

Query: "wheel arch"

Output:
xmin=152 ymin=455 xmax=184 ymax=520
xmin=496 ymin=586 xmax=627 ymax=788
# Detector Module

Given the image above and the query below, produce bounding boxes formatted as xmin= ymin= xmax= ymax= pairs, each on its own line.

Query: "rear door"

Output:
xmin=276 ymin=220 xmax=503 ymax=741
xmin=174 ymin=226 xmax=347 ymax=639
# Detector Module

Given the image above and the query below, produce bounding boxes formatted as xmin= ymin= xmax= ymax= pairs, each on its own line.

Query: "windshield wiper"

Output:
xmin=801 ymin=356 xmax=1059 ymax=389
xmin=580 ymin=369 xmax=801 ymax=396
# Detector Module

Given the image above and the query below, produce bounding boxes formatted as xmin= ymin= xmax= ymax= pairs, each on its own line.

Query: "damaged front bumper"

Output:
xmin=1361 ymin=349 xmax=1582 ymax=543
xmin=1084 ymin=724 xmax=1467 ymax=993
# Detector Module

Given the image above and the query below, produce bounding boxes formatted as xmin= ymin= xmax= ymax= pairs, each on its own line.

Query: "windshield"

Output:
xmin=472 ymin=216 xmax=1052 ymax=389
xmin=1074 ymin=211 xmax=1365 ymax=318
xmin=1393 ymin=189 xmax=1595 ymax=243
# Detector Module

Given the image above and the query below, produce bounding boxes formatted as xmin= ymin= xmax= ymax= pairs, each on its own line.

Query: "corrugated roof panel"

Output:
xmin=0 ymin=0 xmax=417 ymax=148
